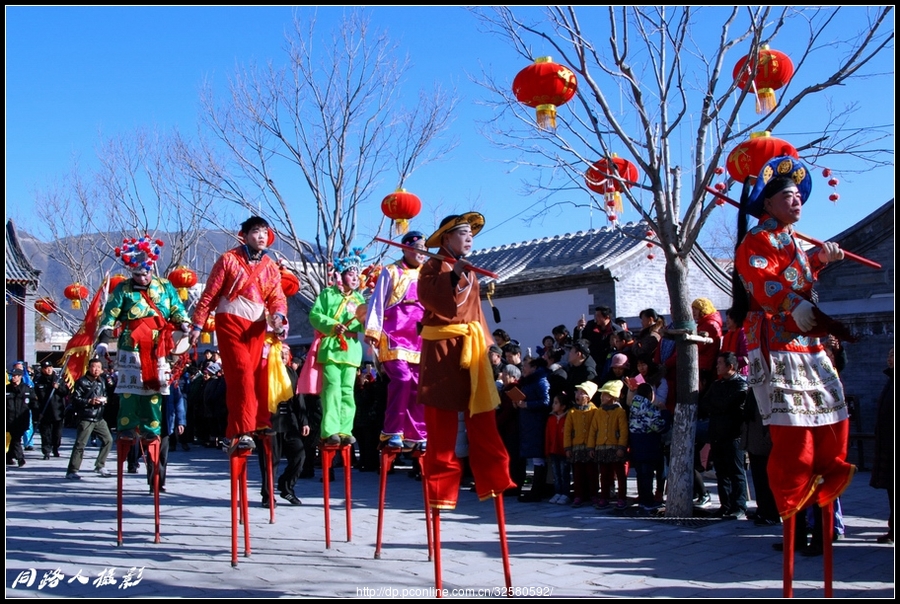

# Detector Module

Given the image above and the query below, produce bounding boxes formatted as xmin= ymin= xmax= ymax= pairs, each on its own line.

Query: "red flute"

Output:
xmin=705 ymin=186 xmax=882 ymax=270
xmin=373 ymin=236 xmax=500 ymax=279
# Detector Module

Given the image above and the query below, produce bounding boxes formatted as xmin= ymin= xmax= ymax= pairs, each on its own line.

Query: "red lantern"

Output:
xmin=725 ymin=131 xmax=798 ymax=183
xmin=829 ymin=193 xmax=840 ymax=202
xmin=35 ymin=297 xmax=57 ymax=316
xmin=64 ymin=283 xmax=89 ymax=310
xmin=585 ymin=154 xmax=638 ymax=216
xmin=513 ymin=56 xmax=578 ymax=132
xmin=828 ymin=178 xmax=840 ymax=188
xmin=281 ymin=269 xmax=300 ymax=298
xmin=202 ymin=314 xmax=216 ymax=345
xmin=733 ymin=44 xmax=794 ymax=114
xmin=168 ymin=266 xmax=198 ymax=301
xmin=381 ymin=189 xmax=422 ymax=235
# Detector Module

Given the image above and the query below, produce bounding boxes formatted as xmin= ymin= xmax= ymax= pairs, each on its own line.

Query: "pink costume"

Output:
xmin=364 ymin=260 xmax=426 ymax=442
xmin=192 ymin=247 xmax=287 ymax=438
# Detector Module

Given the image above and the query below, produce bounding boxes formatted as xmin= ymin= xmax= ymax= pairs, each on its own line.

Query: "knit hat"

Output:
xmin=610 ymin=354 xmax=629 ymax=369
xmin=575 ymin=381 xmax=598 ymax=401
xmin=401 ymin=230 xmax=426 ymax=246
xmin=691 ymin=297 xmax=717 ymax=318
xmin=598 ymin=380 xmax=624 ymax=399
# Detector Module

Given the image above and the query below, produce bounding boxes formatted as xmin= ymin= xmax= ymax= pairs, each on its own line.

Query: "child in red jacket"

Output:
xmin=545 ymin=391 xmax=574 ymax=504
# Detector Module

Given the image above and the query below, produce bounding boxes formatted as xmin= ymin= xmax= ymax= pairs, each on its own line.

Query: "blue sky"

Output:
xmin=6 ymin=6 xmax=894 ymax=254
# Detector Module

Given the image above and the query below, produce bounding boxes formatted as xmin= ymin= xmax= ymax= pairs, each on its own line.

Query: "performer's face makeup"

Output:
xmin=245 ymin=226 xmax=269 ymax=252
xmin=341 ymin=268 xmax=360 ymax=291
xmin=403 ymin=240 xmax=427 ymax=267
xmin=764 ymin=185 xmax=803 ymax=225
xmin=444 ymin=226 xmax=473 ymax=256
xmin=132 ymin=271 xmax=152 ymax=287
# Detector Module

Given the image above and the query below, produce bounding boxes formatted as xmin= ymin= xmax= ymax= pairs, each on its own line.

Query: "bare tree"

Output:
xmin=474 ymin=6 xmax=893 ymax=516
xmin=180 ymin=9 xmax=458 ymax=305
xmin=29 ymin=128 xmax=220 ymax=334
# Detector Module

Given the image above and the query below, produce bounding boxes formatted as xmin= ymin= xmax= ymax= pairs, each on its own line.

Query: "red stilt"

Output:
xmin=144 ymin=438 xmax=161 ymax=543
xmin=115 ymin=436 xmax=132 ymax=547
xmin=374 ymin=446 xmax=399 ymax=559
xmin=432 ymin=509 xmax=442 ymax=597
xmin=823 ymin=502 xmax=834 ymax=598
xmin=416 ymin=450 xmax=434 ymax=561
xmin=783 ymin=514 xmax=795 ymax=598
xmin=494 ymin=496 xmax=513 ymax=593
xmin=262 ymin=436 xmax=276 ymax=524
xmin=230 ymin=449 xmax=252 ymax=567
xmin=343 ymin=444 xmax=353 ymax=542
xmin=320 ymin=444 xmax=339 ymax=549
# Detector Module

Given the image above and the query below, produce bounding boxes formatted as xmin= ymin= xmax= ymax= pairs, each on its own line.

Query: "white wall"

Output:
xmin=482 ymin=288 xmax=593 ymax=355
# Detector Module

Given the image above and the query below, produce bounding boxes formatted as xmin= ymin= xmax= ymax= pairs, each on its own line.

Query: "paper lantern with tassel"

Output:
xmin=201 ymin=314 xmax=216 ymax=345
xmin=168 ymin=266 xmax=198 ymax=301
xmin=513 ymin=56 xmax=578 ymax=132
xmin=35 ymin=297 xmax=57 ymax=317
xmin=64 ymin=283 xmax=89 ymax=310
xmin=381 ymin=189 xmax=422 ymax=235
xmin=726 ymin=131 xmax=798 ymax=183
xmin=733 ymin=44 xmax=794 ymax=114
xmin=585 ymin=154 xmax=638 ymax=217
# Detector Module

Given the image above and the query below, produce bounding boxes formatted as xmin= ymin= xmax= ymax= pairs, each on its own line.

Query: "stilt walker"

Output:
xmin=95 ymin=235 xmax=191 ymax=546
xmin=417 ymin=213 xmax=516 ymax=592
xmin=189 ymin=216 xmax=289 ymax=565
xmin=308 ymin=248 xmax=367 ymax=547
xmin=733 ymin=157 xmax=856 ymax=597
xmin=364 ymin=230 xmax=433 ymax=559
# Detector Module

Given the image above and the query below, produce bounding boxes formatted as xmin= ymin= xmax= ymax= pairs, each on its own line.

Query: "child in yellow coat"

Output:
xmin=564 ymin=382 xmax=598 ymax=507
xmin=588 ymin=380 xmax=629 ymax=509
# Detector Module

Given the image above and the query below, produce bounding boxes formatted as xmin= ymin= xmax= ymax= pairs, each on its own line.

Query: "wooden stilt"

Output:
xmin=416 ymin=450 xmax=434 ymax=561
xmin=262 ymin=436 xmax=276 ymax=524
xmin=823 ymin=502 xmax=834 ymax=598
xmin=343 ymin=444 xmax=353 ymax=542
xmin=494 ymin=495 xmax=513 ymax=593
xmin=374 ymin=446 xmax=399 ymax=559
xmin=230 ymin=449 xmax=252 ymax=567
xmin=320 ymin=443 xmax=339 ymax=549
xmin=783 ymin=514 xmax=795 ymax=598
xmin=115 ymin=436 xmax=132 ymax=547
xmin=432 ymin=509 xmax=442 ymax=596
xmin=144 ymin=438 xmax=161 ymax=543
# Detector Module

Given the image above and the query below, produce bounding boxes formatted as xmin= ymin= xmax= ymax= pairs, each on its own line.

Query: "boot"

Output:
xmin=518 ymin=465 xmax=548 ymax=502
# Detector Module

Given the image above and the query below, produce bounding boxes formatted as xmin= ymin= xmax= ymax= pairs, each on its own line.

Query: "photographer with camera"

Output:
xmin=65 ymin=358 xmax=114 ymax=480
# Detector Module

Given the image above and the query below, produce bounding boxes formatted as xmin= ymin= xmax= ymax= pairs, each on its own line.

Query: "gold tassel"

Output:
xmin=394 ymin=219 xmax=409 ymax=235
xmin=757 ymin=88 xmax=776 ymax=114
xmin=201 ymin=332 xmax=211 ymax=344
xmin=72 ymin=300 xmax=82 ymax=310
xmin=178 ymin=288 xmax=188 ymax=301
xmin=535 ymin=104 xmax=557 ymax=132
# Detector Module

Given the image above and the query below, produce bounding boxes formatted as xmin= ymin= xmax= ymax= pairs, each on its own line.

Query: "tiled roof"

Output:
xmin=468 ymin=221 xmax=655 ymax=285
xmin=5 ymin=220 xmax=41 ymax=285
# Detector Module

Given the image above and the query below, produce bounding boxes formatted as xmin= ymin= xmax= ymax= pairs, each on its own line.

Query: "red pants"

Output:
xmin=768 ymin=420 xmax=855 ymax=519
xmin=216 ymin=313 xmax=272 ymax=438
xmin=423 ymin=406 xmax=515 ymax=509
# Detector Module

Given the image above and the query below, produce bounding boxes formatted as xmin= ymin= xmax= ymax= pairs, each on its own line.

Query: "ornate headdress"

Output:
xmin=115 ymin=235 xmax=163 ymax=272
xmin=333 ymin=247 xmax=366 ymax=275
xmin=744 ymin=155 xmax=812 ymax=217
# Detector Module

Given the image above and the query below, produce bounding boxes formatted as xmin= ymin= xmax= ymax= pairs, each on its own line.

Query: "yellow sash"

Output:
xmin=420 ymin=322 xmax=499 ymax=416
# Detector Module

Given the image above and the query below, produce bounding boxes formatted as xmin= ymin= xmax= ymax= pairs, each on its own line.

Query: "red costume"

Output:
xmin=192 ymin=246 xmax=287 ymax=438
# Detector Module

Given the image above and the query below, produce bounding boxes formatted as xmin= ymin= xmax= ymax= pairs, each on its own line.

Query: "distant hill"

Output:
xmin=14 ymin=227 xmax=305 ymax=303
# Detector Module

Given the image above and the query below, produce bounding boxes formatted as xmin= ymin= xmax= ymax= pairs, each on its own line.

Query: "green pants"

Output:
xmin=320 ymin=363 xmax=357 ymax=438
xmin=67 ymin=419 xmax=113 ymax=473
xmin=118 ymin=392 xmax=163 ymax=437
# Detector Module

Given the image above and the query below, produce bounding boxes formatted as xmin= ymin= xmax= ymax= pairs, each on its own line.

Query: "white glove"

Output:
xmin=793 ymin=300 xmax=818 ymax=332
xmin=94 ymin=343 xmax=109 ymax=358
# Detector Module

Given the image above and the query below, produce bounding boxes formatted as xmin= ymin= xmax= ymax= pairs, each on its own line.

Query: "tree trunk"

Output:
xmin=664 ymin=257 xmax=700 ymax=518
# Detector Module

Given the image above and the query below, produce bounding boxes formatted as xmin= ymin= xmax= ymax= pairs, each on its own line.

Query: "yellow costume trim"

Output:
xmin=420 ymin=322 xmax=499 ymax=416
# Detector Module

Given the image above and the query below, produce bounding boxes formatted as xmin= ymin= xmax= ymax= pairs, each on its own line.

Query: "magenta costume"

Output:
xmin=364 ymin=260 xmax=426 ymax=442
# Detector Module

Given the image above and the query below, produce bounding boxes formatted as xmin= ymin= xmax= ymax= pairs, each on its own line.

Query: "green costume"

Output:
xmin=99 ymin=277 xmax=189 ymax=437
xmin=308 ymin=285 xmax=366 ymax=439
